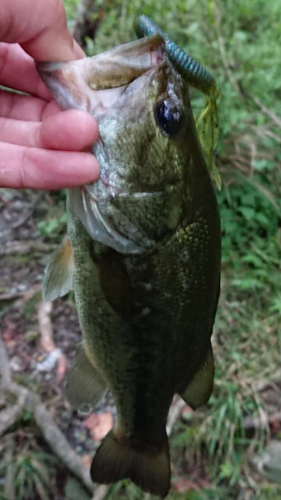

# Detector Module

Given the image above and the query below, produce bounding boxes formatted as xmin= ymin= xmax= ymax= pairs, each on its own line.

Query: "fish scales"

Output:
xmin=38 ymin=31 xmax=221 ymax=498
xmin=67 ymin=144 xmax=220 ymax=458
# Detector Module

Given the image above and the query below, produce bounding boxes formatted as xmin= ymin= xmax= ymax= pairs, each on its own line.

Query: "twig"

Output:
xmin=0 ymin=239 xmax=56 ymax=257
xmin=250 ymin=95 xmax=281 ymax=129
xmin=252 ymin=124 xmax=281 ymax=144
xmin=38 ymin=301 xmax=55 ymax=352
xmin=10 ymin=192 xmax=43 ymax=229
xmin=91 ymin=485 xmax=108 ymax=500
xmin=10 ymin=208 xmax=34 ymax=229
xmin=4 ymin=436 xmax=15 ymax=500
xmin=213 ymin=0 xmax=241 ymax=95
xmin=0 ymin=334 xmax=94 ymax=492
xmin=0 ymin=334 xmax=12 ymax=387
xmin=37 ymin=301 xmax=68 ymax=380
xmin=244 ymin=412 xmax=281 ymax=432
xmin=166 ymin=397 xmax=186 ymax=436
xmin=255 ymin=371 xmax=281 ymax=393
xmin=31 ymin=387 xmax=93 ymax=491
xmin=0 ymin=291 xmax=27 ymax=301
xmin=0 ymin=393 xmax=25 ymax=436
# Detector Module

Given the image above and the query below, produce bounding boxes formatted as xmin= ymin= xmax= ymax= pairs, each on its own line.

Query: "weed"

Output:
xmin=0 ymin=432 xmax=59 ymax=500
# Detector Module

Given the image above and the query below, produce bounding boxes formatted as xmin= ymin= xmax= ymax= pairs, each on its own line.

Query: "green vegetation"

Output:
xmin=0 ymin=432 xmax=58 ymax=500
xmin=40 ymin=0 xmax=281 ymax=498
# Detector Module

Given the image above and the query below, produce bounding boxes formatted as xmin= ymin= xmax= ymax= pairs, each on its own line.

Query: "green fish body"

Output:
xmin=38 ymin=33 xmax=220 ymax=498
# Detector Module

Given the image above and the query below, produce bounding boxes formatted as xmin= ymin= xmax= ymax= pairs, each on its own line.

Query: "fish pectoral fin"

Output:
xmin=65 ymin=345 xmax=107 ymax=411
xmin=91 ymin=429 xmax=170 ymax=498
xmin=42 ymin=235 xmax=74 ymax=302
xmin=178 ymin=344 xmax=214 ymax=409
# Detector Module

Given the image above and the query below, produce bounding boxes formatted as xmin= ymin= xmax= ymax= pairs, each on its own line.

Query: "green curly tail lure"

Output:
xmin=134 ymin=15 xmax=221 ymax=189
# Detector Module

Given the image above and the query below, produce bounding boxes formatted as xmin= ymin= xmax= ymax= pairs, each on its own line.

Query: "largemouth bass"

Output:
xmin=37 ymin=32 xmax=221 ymax=498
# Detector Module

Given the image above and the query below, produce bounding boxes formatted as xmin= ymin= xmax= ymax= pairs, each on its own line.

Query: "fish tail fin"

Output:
xmin=90 ymin=429 xmax=170 ymax=498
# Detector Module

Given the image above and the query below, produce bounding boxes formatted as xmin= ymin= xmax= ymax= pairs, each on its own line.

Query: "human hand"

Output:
xmin=0 ymin=0 xmax=99 ymax=190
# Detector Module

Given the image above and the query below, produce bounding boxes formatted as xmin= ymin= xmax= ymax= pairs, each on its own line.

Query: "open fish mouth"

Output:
xmin=38 ymin=34 xmax=183 ymax=255
xmin=37 ymin=34 xmax=166 ymax=118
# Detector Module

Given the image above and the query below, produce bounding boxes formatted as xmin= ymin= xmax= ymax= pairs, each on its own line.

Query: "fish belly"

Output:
xmin=67 ymin=201 xmax=220 ymax=442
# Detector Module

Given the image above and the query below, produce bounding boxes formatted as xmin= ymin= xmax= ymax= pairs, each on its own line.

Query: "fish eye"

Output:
xmin=155 ymin=100 xmax=183 ymax=136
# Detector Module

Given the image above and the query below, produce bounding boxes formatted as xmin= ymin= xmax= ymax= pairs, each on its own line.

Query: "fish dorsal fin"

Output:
xmin=42 ymin=235 xmax=74 ymax=302
xmin=179 ymin=344 xmax=214 ymax=409
xmin=65 ymin=345 xmax=107 ymax=411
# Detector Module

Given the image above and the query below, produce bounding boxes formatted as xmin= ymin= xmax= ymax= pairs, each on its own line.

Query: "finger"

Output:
xmin=0 ymin=142 xmax=100 ymax=190
xmin=40 ymin=110 xmax=99 ymax=150
xmin=0 ymin=89 xmax=60 ymax=122
xmin=0 ymin=110 xmax=99 ymax=150
xmin=0 ymin=43 xmax=52 ymax=100
xmin=73 ymin=40 xmax=85 ymax=60
xmin=0 ymin=0 xmax=83 ymax=62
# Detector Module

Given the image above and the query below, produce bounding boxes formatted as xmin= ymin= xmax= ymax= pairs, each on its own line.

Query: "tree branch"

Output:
xmin=0 ymin=334 xmax=12 ymax=388
xmin=250 ymin=95 xmax=281 ymax=129
xmin=91 ymin=485 xmax=108 ymax=500
xmin=166 ymin=397 xmax=186 ymax=436
xmin=0 ymin=334 xmax=94 ymax=493
xmin=0 ymin=393 xmax=25 ymax=436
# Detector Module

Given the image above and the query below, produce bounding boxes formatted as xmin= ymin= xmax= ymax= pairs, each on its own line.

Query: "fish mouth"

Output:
xmin=89 ymin=62 xmax=180 ymax=199
xmin=36 ymin=34 xmax=167 ymax=117
xmin=37 ymin=35 xmax=182 ymax=254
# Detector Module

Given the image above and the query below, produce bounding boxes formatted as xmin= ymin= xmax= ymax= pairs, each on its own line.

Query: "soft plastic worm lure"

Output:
xmin=134 ymin=15 xmax=221 ymax=189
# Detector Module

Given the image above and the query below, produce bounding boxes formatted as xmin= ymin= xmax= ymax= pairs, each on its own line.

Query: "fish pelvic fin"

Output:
xmin=90 ymin=429 xmax=171 ymax=498
xmin=42 ymin=235 xmax=74 ymax=302
xmin=65 ymin=345 xmax=107 ymax=411
xmin=179 ymin=343 xmax=214 ymax=409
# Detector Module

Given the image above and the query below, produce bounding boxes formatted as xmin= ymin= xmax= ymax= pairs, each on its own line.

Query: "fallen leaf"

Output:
xmin=84 ymin=412 xmax=113 ymax=441
xmin=56 ymin=353 xmax=68 ymax=382
xmin=2 ymin=319 xmax=17 ymax=346
xmin=270 ymin=417 xmax=281 ymax=435
xmin=82 ymin=454 xmax=92 ymax=468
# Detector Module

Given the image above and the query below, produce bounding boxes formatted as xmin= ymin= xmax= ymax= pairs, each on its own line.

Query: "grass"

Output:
xmin=0 ymin=431 xmax=59 ymax=500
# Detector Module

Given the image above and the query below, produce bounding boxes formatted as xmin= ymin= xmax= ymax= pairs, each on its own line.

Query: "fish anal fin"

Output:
xmin=42 ymin=235 xmax=74 ymax=302
xmin=90 ymin=429 xmax=171 ymax=498
xmin=65 ymin=345 xmax=107 ymax=411
xmin=179 ymin=344 xmax=214 ymax=409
